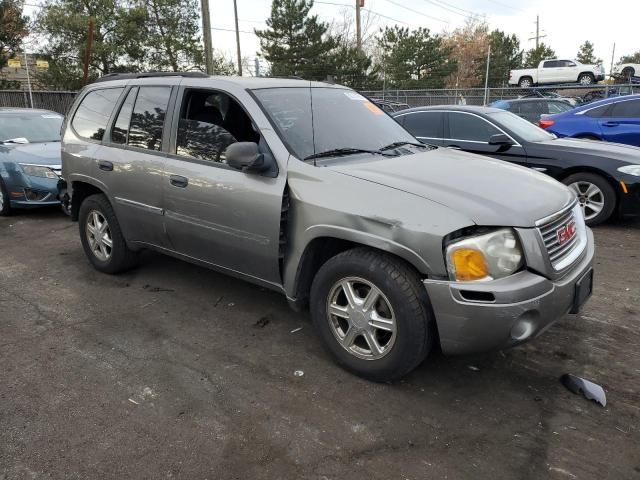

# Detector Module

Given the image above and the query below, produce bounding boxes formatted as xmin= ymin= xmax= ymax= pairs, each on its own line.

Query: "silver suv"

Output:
xmin=61 ymin=73 xmax=595 ymax=381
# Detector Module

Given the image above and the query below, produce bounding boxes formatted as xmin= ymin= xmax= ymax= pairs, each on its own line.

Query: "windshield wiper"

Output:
xmin=378 ymin=141 xmax=430 ymax=151
xmin=303 ymin=148 xmax=394 ymax=162
xmin=1 ymin=137 xmax=29 ymax=144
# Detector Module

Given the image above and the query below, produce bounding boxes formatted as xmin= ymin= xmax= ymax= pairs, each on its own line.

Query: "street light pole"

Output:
xmin=355 ymin=0 xmax=362 ymax=52
xmin=233 ymin=0 xmax=242 ymax=76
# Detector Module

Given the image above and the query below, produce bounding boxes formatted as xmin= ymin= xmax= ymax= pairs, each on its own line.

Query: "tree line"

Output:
xmin=1 ymin=0 xmax=639 ymax=91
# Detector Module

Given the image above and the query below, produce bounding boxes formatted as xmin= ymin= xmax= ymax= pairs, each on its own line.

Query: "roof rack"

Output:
xmin=93 ymin=71 xmax=209 ymax=83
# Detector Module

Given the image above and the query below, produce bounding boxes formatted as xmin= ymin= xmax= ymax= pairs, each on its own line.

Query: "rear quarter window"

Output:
xmin=71 ymin=88 xmax=124 ymax=140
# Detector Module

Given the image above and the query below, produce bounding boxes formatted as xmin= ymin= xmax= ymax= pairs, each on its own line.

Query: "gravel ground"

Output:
xmin=1 ymin=208 xmax=639 ymax=479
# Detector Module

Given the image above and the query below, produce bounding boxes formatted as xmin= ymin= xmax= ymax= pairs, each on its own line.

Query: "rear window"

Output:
xmin=72 ymin=88 xmax=124 ymax=140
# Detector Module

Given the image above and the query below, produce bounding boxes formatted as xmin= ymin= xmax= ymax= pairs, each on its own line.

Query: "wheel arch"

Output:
xmin=69 ymin=179 xmax=108 ymax=221
xmin=286 ymin=230 xmax=431 ymax=311
xmin=557 ymin=166 xmax=622 ymax=210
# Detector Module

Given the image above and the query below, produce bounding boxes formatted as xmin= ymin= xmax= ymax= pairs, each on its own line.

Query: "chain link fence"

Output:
xmin=361 ymin=84 xmax=638 ymax=108
xmin=0 ymin=90 xmax=78 ymax=115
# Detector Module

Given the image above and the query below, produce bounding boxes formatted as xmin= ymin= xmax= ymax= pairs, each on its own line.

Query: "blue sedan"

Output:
xmin=0 ymin=108 xmax=64 ymax=215
xmin=539 ymin=95 xmax=640 ymax=147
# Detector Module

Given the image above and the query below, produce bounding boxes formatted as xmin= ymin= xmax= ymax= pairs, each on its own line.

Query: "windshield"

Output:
xmin=488 ymin=111 xmax=555 ymax=143
xmin=253 ymin=87 xmax=417 ymax=160
xmin=0 ymin=112 xmax=63 ymax=143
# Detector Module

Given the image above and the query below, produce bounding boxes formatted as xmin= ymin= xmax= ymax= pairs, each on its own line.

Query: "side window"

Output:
xmin=128 ymin=86 xmax=171 ymax=151
xmin=565 ymin=61 xmax=577 ymax=67
xmin=518 ymin=102 xmax=543 ymax=115
xmin=584 ymin=104 xmax=611 ymax=118
xmin=111 ymin=87 xmax=137 ymax=145
xmin=71 ymin=88 xmax=124 ymax=141
xmin=548 ymin=101 xmax=572 ymax=114
xmin=448 ymin=113 xmax=500 ymax=142
xmin=175 ymin=89 xmax=259 ymax=164
xmin=401 ymin=112 xmax=443 ymax=139
xmin=609 ymin=100 xmax=640 ymax=117
xmin=543 ymin=61 xmax=558 ymax=68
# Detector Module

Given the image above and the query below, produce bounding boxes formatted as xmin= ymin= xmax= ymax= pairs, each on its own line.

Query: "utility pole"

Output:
xmin=528 ymin=15 xmax=547 ymax=49
xmin=609 ymin=42 xmax=616 ymax=81
xmin=23 ymin=49 xmax=33 ymax=108
xmin=254 ymin=58 xmax=260 ymax=77
xmin=81 ymin=18 xmax=94 ymax=86
xmin=483 ymin=44 xmax=491 ymax=106
xmin=355 ymin=0 xmax=362 ymax=52
xmin=233 ymin=0 xmax=242 ymax=75
xmin=200 ymin=0 xmax=214 ymax=74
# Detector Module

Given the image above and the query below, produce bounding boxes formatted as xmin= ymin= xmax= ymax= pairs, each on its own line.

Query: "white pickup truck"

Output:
xmin=509 ymin=59 xmax=605 ymax=88
xmin=612 ymin=63 xmax=639 ymax=81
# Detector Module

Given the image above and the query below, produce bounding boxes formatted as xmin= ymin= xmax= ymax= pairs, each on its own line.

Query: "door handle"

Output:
xmin=98 ymin=160 xmax=113 ymax=171
xmin=602 ymin=121 xmax=619 ymax=127
xmin=169 ymin=175 xmax=188 ymax=188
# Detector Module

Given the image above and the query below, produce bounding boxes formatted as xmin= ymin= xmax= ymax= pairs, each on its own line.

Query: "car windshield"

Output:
xmin=488 ymin=111 xmax=555 ymax=142
xmin=253 ymin=87 xmax=418 ymax=161
xmin=0 ymin=112 xmax=63 ymax=143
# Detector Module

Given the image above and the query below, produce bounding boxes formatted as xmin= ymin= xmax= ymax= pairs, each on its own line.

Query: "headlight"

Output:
xmin=445 ymin=228 xmax=524 ymax=282
xmin=618 ymin=165 xmax=640 ymax=177
xmin=19 ymin=164 xmax=59 ymax=179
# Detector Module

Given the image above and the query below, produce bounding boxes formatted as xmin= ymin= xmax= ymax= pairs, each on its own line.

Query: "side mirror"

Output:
xmin=488 ymin=133 xmax=514 ymax=146
xmin=226 ymin=142 xmax=267 ymax=172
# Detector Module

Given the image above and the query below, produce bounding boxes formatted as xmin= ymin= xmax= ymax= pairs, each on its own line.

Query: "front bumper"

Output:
xmin=424 ymin=228 xmax=595 ymax=355
xmin=596 ymin=74 xmax=605 ymax=81
xmin=619 ymin=178 xmax=640 ymax=216
xmin=7 ymin=176 xmax=61 ymax=209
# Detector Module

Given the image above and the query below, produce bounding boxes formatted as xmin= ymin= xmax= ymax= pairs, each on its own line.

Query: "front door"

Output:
xmin=598 ymin=99 xmax=640 ymax=147
xmin=444 ymin=112 xmax=528 ymax=166
xmin=162 ymin=87 xmax=286 ymax=285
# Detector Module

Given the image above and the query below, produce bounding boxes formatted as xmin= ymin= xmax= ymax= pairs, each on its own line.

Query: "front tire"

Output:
xmin=621 ymin=67 xmax=635 ymax=81
xmin=578 ymin=73 xmax=595 ymax=85
xmin=78 ymin=194 xmax=138 ymax=274
xmin=310 ymin=248 xmax=434 ymax=382
xmin=563 ymin=173 xmax=616 ymax=226
xmin=0 ymin=177 xmax=11 ymax=216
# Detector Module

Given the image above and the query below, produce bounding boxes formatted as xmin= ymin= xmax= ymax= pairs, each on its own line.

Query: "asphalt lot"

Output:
xmin=1 ymin=208 xmax=639 ymax=479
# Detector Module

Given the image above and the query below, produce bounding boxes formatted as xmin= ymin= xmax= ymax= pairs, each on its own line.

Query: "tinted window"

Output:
xmin=448 ymin=113 xmax=500 ymax=142
xmin=547 ymin=101 xmax=572 ymax=114
xmin=584 ymin=104 xmax=611 ymax=118
xmin=111 ymin=87 xmax=137 ymax=145
xmin=253 ymin=88 xmax=416 ymax=160
xmin=543 ymin=61 xmax=559 ymax=68
xmin=609 ymin=99 xmax=640 ymax=117
xmin=400 ymin=111 xmax=443 ymax=139
xmin=488 ymin=111 xmax=555 ymax=142
xmin=518 ymin=102 xmax=543 ymax=115
xmin=72 ymin=88 xmax=123 ymax=140
xmin=128 ymin=86 xmax=171 ymax=151
xmin=559 ymin=60 xmax=576 ymax=67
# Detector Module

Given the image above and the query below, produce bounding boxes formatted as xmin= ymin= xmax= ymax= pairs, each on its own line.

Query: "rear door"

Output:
xmin=598 ymin=99 xmax=640 ymax=146
xmin=444 ymin=111 xmax=528 ymax=166
xmin=93 ymin=84 xmax=176 ymax=247
xmin=395 ymin=111 xmax=445 ymax=146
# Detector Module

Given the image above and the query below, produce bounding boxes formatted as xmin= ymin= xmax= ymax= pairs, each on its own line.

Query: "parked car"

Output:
xmin=61 ymin=73 xmax=595 ymax=382
xmin=370 ymin=98 xmax=410 ymax=113
xmin=519 ymin=89 xmax=579 ymax=106
xmin=490 ymin=98 xmax=573 ymax=123
xmin=612 ymin=63 xmax=639 ymax=81
xmin=0 ymin=108 xmax=65 ymax=216
xmin=509 ymin=59 xmax=605 ymax=88
xmin=393 ymin=105 xmax=640 ymax=226
xmin=579 ymin=86 xmax=638 ymax=105
xmin=539 ymin=95 xmax=640 ymax=148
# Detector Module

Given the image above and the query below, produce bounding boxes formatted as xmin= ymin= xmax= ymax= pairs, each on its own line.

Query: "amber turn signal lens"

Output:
xmin=450 ymin=249 xmax=489 ymax=281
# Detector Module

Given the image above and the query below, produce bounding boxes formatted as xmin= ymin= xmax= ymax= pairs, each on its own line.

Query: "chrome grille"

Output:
xmin=537 ymin=203 xmax=582 ymax=270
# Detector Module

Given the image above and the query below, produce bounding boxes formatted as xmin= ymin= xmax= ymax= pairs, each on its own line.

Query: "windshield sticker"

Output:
xmin=344 ymin=91 xmax=365 ymax=101
xmin=363 ymin=101 xmax=384 ymax=116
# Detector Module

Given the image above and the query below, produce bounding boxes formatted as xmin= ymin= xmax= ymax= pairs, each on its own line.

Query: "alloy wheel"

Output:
xmin=569 ymin=181 xmax=604 ymax=221
xmin=85 ymin=210 xmax=113 ymax=261
xmin=327 ymin=277 xmax=397 ymax=360
xmin=579 ymin=75 xmax=593 ymax=85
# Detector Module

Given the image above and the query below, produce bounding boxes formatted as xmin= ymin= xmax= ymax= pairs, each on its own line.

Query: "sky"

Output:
xmin=23 ymin=0 xmax=639 ymax=75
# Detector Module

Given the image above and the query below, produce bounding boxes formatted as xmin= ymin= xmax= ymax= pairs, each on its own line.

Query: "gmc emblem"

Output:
xmin=556 ymin=220 xmax=577 ymax=246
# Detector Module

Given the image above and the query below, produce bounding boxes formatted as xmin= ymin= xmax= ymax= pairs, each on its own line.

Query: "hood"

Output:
xmin=0 ymin=142 xmax=62 ymax=167
xmin=329 ymin=148 xmax=574 ymax=227
xmin=533 ymin=137 xmax=640 ymax=164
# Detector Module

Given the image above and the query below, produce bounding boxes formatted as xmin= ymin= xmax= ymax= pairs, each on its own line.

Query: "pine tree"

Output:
xmin=576 ymin=41 xmax=600 ymax=64
xmin=255 ymin=0 xmax=336 ymax=81
xmin=0 ymin=0 xmax=28 ymax=69
xmin=524 ymin=43 xmax=556 ymax=68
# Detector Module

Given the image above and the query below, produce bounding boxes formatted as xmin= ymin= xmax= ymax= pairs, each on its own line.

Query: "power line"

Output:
xmin=380 ymin=0 xmax=449 ymax=24
xmin=314 ymin=1 xmax=417 ymax=27
xmin=211 ymin=26 xmax=254 ymax=35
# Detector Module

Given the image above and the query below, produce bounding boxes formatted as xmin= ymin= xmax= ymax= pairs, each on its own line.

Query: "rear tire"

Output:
xmin=0 ymin=177 xmax=12 ymax=216
xmin=78 ymin=193 xmax=138 ymax=274
xmin=621 ymin=67 xmax=635 ymax=81
xmin=563 ymin=172 xmax=616 ymax=226
xmin=518 ymin=77 xmax=533 ymax=88
xmin=310 ymin=247 xmax=434 ymax=382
